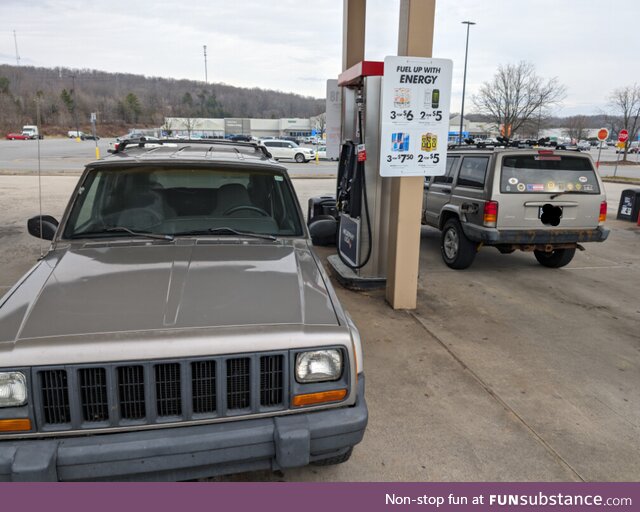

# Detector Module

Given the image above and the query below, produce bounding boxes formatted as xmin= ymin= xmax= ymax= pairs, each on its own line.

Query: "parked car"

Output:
xmin=422 ymin=147 xmax=609 ymax=269
xmin=261 ymin=139 xmax=315 ymax=163
xmin=316 ymin=145 xmax=338 ymax=161
xmin=80 ymin=134 xmax=100 ymax=141
xmin=228 ymin=134 xmax=252 ymax=142
xmin=281 ymin=135 xmax=303 ymax=145
xmin=109 ymin=135 xmax=162 ymax=152
xmin=67 ymin=130 xmax=85 ymax=138
xmin=577 ymin=140 xmax=591 ymax=151
xmin=0 ymin=139 xmax=366 ymax=481
xmin=5 ymin=133 xmax=30 ymax=140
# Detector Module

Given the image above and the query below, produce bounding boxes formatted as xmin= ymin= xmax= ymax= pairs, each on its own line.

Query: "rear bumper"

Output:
xmin=462 ymin=225 xmax=610 ymax=245
xmin=0 ymin=376 xmax=367 ymax=482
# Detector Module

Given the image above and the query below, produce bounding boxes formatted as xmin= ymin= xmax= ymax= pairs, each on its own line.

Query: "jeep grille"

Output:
xmin=35 ymin=353 xmax=287 ymax=432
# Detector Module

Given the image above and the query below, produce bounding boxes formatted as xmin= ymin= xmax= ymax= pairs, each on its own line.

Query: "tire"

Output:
xmin=294 ymin=153 xmax=305 ymax=163
xmin=533 ymin=248 xmax=575 ymax=268
xmin=440 ymin=218 xmax=477 ymax=269
xmin=312 ymin=448 xmax=353 ymax=466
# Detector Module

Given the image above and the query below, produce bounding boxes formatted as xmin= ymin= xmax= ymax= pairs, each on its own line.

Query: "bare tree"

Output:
xmin=609 ymin=84 xmax=640 ymax=161
xmin=473 ymin=61 xmax=565 ymax=138
xmin=180 ymin=117 xmax=197 ymax=139
xmin=564 ymin=115 xmax=589 ymax=141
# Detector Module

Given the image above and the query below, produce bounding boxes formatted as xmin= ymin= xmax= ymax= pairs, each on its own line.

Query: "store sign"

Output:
xmin=379 ymin=56 xmax=453 ymax=177
xmin=325 ymin=79 xmax=342 ymax=160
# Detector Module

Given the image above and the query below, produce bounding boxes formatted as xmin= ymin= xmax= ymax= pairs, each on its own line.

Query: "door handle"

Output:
xmin=441 ymin=187 xmax=452 ymax=194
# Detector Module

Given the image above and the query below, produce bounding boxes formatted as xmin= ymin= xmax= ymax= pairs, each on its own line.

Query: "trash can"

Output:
xmin=307 ymin=196 xmax=337 ymax=225
xmin=616 ymin=188 xmax=640 ymax=222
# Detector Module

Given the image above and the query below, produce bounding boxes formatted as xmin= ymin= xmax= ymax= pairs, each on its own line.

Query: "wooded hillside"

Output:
xmin=0 ymin=64 xmax=325 ymax=135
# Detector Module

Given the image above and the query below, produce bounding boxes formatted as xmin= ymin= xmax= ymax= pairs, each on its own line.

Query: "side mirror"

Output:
xmin=27 ymin=215 xmax=59 ymax=241
xmin=308 ymin=216 xmax=337 ymax=246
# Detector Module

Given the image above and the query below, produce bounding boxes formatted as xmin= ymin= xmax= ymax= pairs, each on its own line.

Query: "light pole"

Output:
xmin=203 ymin=45 xmax=208 ymax=84
xmin=459 ymin=21 xmax=475 ymax=145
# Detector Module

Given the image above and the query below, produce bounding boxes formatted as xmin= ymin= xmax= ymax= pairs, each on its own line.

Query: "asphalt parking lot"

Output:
xmin=1 ymin=167 xmax=638 ymax=481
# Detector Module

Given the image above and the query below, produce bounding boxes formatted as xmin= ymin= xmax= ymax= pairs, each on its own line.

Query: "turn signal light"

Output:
xmin=0 ymin=418 xmax=32 ymax=432
xmin=599 ymin=201 xmax=607 ymax=224
xmin=292 ymin=389 xmax=347 ymax=407
xmin=484 ymin=201 xmax=498 ymax=227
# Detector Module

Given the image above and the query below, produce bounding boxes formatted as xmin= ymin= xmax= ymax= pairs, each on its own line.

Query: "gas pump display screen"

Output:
xmin=379 ymin=56 xmax=453 ymax=177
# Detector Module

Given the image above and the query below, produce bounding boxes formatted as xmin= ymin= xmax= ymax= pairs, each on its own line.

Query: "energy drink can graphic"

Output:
xmin=394 ymin=88 xmax=411 ymax=108
xmin=431 ymin=89 xmax=440 ymax=108
xmin=423 ymin=88 xmax=433 ymax=108
xmin=391 ymin=133 xmax=410 ymax=152
xmin=421 ymin=133 xmax=437 ymax=152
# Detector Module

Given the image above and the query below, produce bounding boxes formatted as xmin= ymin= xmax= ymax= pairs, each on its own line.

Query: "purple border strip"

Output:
xmin=2 ymin=482 xmax=640 ymax=512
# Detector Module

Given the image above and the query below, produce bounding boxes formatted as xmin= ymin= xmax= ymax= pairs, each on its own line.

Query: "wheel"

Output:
xmin=294 ymin=153 xmax=305 ymax=163
xmin=312 ymin=448 xmax=353 ymax=466
xmin=440 ymin=218 xmax=477 ymax=269
xmin=534 ymin=248 xmax=575 ymax=268
xmin=223 ymin=205 xmax=270 ymax=217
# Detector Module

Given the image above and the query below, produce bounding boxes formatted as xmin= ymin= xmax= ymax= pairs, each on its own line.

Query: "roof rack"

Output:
xmin=110 ymin=138 xmax=273 ymax=159
xmin=447 ymin=137 xmax=583 ymax=152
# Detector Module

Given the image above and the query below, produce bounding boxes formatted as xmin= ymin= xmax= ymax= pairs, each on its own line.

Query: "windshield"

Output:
xmin=63 ymin=166 xmax=303 ymax=239
xmin=500 ymin=154 xmax=600 ymax=194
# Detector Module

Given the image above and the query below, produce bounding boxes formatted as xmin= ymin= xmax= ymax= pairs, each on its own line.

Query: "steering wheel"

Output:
xmin=223 ymin=205 xmax=270 ymax=217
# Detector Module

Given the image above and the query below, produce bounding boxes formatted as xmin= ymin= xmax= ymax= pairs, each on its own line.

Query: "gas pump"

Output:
xmin=309 ymin=61 xmax=390 ymax=289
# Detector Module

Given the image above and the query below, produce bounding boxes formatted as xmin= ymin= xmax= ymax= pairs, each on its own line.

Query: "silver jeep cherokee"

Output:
xmin=422 ymin=147 xmax=610 ymax=270
xmin=0 ymin=140 xmax=367 ymax=481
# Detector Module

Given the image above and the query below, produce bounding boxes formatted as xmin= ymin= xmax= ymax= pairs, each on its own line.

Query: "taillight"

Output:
xmin=599 ymin=201 xmax=607 ymax=224
xmin=484 ymin=201 xmax=498 ymax=227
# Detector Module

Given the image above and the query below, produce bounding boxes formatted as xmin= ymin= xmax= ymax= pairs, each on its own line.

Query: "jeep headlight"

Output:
xmin=0 ymin=372 xmax=27 ymax=407
xmin=295 ymin=350 xmax=343 ymax=382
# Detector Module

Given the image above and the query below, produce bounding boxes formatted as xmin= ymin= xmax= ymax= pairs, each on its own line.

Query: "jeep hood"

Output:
xmin=0 ymin=241 xmax=338 ymax=343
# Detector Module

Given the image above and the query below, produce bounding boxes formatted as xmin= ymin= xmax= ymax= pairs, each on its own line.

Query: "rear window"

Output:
xmin=500 ymin=155 xmax=600 ymax=194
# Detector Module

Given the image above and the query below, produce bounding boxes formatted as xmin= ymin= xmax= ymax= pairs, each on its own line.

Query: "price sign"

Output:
xmin=379 ymin=56 xmax=452 ymax=177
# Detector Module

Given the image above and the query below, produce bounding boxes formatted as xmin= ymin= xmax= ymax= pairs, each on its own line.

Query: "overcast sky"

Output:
xmin=1 ymin=0 xmax=637 ymax=117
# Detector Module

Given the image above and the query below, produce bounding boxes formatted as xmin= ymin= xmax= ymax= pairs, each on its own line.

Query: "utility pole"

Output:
xmin=459 ymin=21 xmax=476 ymax=144
xmin=203 ymin=45 xmax=208 ymax=84
xmin=71 ymin=74 xmax=80 ymax=139
xmin=13 ymin=30 xmax=20 ymax=66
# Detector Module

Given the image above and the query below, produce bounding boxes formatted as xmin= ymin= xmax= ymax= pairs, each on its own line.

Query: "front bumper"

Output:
xmin=0 ymin=376 xmax=367 ymax=481
xmin=462 ymin=225 xmax=610 ymax=245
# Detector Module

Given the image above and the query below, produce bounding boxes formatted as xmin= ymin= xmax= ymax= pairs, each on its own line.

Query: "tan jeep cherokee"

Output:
xmin=422 ymin=147 xmax=609 ymax=269
xmin=0 ymin=140 xmax=367 ymax=481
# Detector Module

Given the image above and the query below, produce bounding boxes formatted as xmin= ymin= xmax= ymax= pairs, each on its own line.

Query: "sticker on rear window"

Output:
xmin=578 ymin=176 xmax=588 ymax=183
xmin=575 ymin=183 xmax=582 ymax=191
xmin=517 ymin=183 xmax=526 ymax=192
xmin=566 ymin=183 xmax=574 ymax=191
xmin=546 ymin=181 xmax=555 ymax=190
xmin=583 ymin=184 xmax=594 ymax=191
xmin=275 ymin=175 xmax=283 ymax=181
xmin=508 ymin=177 xmax=518 ymax=185
xmin=527 ymin=184 xmax=545 ymax=192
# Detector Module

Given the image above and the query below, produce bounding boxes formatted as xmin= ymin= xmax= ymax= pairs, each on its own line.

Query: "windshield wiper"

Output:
xmin=549 ymin=191 xmax=569 ymax=199
xmin=71 ymin=226 xmax=174 ymax=241
xmin=173 ymin=227 xmax=277 ymax=241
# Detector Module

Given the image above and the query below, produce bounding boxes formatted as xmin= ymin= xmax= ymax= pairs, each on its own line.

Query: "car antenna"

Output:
xmin=36 ymin=95 xmax=44 ymax=258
